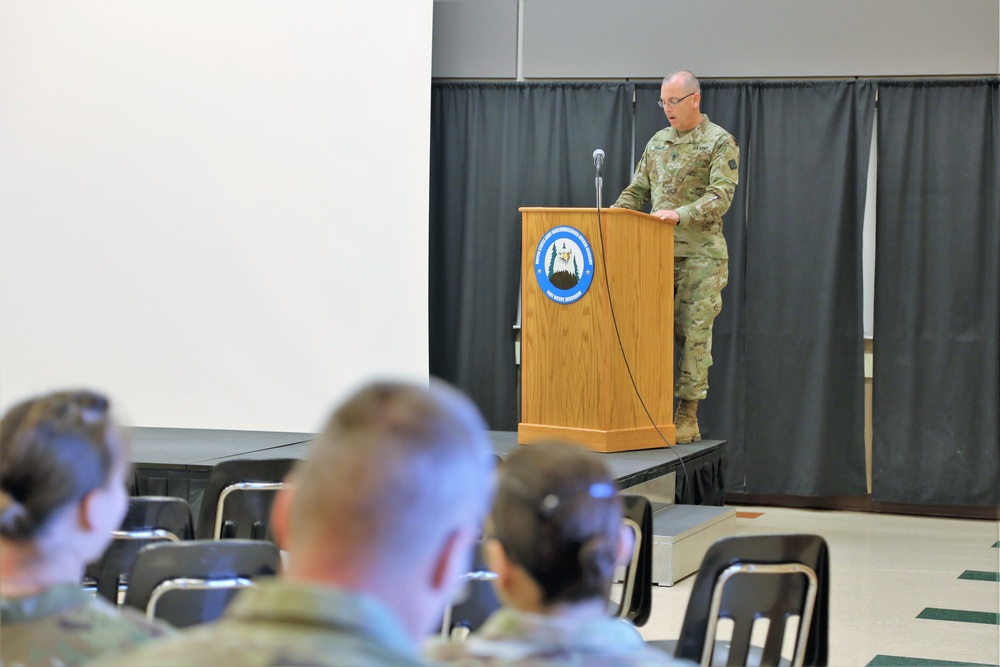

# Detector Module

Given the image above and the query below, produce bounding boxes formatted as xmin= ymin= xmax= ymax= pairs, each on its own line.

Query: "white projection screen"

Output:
xmin=0 ymin=0 xmax=433 ymax=431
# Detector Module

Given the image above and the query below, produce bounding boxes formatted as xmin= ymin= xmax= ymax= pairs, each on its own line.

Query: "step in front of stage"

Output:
xmin=651 ymin=503 xmax=736 ymax=586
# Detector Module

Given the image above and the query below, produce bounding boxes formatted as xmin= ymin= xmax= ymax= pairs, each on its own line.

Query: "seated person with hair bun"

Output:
xmin=426 ymin=440 xmax=692 ymax=667
xmin=0 ymin=389 xmax=170 ymax=666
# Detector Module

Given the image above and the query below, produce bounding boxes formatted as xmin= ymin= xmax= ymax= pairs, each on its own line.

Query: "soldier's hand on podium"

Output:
xmin=652 ymin=209 xmax=680 ymax=223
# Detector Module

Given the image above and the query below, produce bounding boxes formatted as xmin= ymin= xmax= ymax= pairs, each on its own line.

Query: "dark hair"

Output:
xmin=491 ymin=441 xmax=622 ymax=605
xmin=0 ymin=389 xmax=126 ymax=541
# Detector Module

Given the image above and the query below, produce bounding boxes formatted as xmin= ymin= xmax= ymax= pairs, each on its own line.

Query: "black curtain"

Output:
xmin=429 ymin=79 xmax=1000 ymax=502
xmin=741 ymin=81 xmax=873 ymax=496
xmin=633 ymin=81 xmax=753 ymax=493
xmin=872 ymin=79 xmax=1000 ymax=506
xmin=429 ymin=82 xmax=633 ymax=429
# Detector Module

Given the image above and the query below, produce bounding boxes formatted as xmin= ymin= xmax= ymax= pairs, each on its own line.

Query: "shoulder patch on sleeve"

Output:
xmin=728 ymin=159 xmax=738 ymax=170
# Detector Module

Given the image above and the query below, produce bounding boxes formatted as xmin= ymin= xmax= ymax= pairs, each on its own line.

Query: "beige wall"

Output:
xmin=433 ymin=0 xmax=1000 ymax=79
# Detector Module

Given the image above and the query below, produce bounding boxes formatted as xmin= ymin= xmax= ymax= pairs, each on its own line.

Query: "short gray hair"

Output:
xmin=663 ymin=70 xmax=700 ymax=93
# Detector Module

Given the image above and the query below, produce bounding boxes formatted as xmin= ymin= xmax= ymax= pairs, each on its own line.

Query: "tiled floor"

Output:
xmin=634 ymin=506 xmax=1000 ymax=667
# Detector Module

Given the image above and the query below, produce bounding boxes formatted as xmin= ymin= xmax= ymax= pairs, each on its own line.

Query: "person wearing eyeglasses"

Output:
xmin=612 ymin=70 xmax=740 ymax=445
xmin=425 ymin=441 xmax=690 ymax=666
xmin=0 ymin=389 xmax=171 ymax=666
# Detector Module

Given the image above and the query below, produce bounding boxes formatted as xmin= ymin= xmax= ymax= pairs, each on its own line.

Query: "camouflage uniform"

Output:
xmin=424 ymin=607 xmax=693 ymax=667
xmin=95 ymin=578 xmax=429 ymax=667
xmin=0 ymin=583 xmax=170 ymax=666
xmin=613 ymin=115 xmax=739 ymax=401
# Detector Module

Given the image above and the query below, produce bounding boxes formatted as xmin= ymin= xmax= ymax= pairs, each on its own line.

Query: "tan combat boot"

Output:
xmin=675 ymin=399 xmax=701 ymax=444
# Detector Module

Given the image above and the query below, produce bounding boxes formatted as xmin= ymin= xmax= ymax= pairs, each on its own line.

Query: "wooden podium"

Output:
xmin=518 ymin=207 xmax=676 ymax=452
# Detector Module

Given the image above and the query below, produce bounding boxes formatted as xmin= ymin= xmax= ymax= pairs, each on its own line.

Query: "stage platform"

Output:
xmin=129 ymin=427 xmax=726 ymax=518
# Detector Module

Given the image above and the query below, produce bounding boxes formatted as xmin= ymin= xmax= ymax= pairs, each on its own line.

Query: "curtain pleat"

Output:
xmin=429 ymin=83 xmax=633 ymax=429
xmin=740 ymin=80 xmax=873 ymax=496
xmin=872 ymin=78 xmax=1000 ymax=506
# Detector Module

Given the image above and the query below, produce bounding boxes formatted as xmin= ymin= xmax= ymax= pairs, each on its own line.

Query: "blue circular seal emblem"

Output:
xmin=533 ymin=226 xmax=595 ymax=304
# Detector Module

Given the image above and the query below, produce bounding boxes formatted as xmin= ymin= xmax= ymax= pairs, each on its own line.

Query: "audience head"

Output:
xmin=271 ymin=378 xmax=496 ymax=640
xmin=486 ymin=441 xmax=625 ymax=611
xmin=0 ymin=389 xmax=130 ymax=578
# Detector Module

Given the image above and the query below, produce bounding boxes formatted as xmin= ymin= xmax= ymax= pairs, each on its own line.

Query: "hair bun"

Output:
xmin=0 ymin=490 xmax=35 ymax=540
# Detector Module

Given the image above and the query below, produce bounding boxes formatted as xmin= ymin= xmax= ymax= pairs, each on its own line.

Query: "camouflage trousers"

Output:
xmin=674 ymin=257 xmax=728 ymax=401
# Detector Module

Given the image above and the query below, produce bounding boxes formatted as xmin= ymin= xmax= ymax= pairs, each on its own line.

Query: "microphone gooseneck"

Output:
xmin=593 ymin=148 xmax=605 ymax=209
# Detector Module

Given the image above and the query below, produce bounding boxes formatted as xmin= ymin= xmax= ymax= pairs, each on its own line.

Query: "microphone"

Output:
xmin=593 ymin=148 xmax=605 ymax=173
xmin=593 ymin=149 xmax=605 ymax=209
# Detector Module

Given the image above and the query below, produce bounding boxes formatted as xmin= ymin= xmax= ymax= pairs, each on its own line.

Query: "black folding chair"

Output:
xmin=123 ymin=539 xmax=281 ymax=628
xmin=610 ymin=494 xmax=654 ymax=627
xmin=85 ymin=496 xmax=194 ymax=604
xmin=195 ymin=458 xmax=297 ymax=541
xmin=671 ymin=533 xmax=830 ymax=667
xmin=440 ymin=540 xmax=501 ymax=639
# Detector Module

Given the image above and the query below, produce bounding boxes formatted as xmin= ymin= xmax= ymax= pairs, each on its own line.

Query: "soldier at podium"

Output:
xmin=612 ymin=70 xmax=740 ymax=444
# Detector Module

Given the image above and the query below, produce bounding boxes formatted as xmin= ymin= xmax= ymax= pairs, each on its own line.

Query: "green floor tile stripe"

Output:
xmin=917 ymin=607 xmax=1000 ymax=625
xmin=868 ymin=655 xmax=999 ymax=667
xmin=959 ymin=570 xmax=1000 ymax=582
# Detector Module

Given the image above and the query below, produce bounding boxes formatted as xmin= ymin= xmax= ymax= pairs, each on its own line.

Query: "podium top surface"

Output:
xmin=519 ymin=207 xmax=659 ymax=220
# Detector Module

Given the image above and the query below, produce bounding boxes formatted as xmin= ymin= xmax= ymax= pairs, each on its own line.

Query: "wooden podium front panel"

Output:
xmin=520 ymin=208 xmax=674 ymax=448
xmin=521 ymin=209 xmax=606 ymax=430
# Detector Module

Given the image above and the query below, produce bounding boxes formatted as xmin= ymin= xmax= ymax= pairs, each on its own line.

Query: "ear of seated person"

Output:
xmin=425 ymin=440 xmax=695 ymax=667
xmin=93 ymin=378 xmax=498 ymax=667
xmin=0 ymin=389 xmax=172 ymax=667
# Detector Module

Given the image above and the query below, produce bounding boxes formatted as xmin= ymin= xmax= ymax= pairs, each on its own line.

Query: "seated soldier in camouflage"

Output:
xmin=425 ymin=441 xmax=692 ymax=667
xmin=0 ymin=389 xmax=171 ymax=666
xmin=99 ymin=379 xmax=497 ymax=667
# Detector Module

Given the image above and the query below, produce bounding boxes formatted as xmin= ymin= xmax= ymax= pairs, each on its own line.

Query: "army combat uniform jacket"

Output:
xmin=0 ymin=583 xmax=170 ymax=666
xmin=424 ymin=607 xmax=694 ymax=667
xmin=613 ymin=115 xmax=739 ymax=260
xmin=96 ymin=578 xmax=429 ymax=667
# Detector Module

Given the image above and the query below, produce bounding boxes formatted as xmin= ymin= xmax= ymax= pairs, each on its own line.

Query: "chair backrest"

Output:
xmin=86 ymin=496 xmax=194 ymax=603
xmin=126 ymin=465 xmax=141 ymax=496
xmin=123 ymin=539 xmax=281 ymax=628
xmin=195 ymin=458 xmax=298 ymax=540
xmin=674 ymin=533 xmax=830 ymax=667
xmin=611 ymin=494 xmax=654 ymax=627
xmin=440 ymin=540 xmax=501 ymax=638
